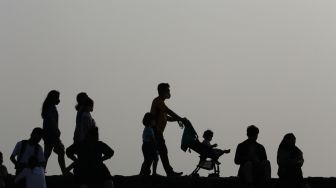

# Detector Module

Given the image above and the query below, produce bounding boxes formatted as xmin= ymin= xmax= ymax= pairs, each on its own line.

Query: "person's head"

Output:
xmin=0 ymin=151 xmax=3 ymax=165
xmin=247 ymin=125 xmax=259 ymax=141
xmin=86 ymin=127 xmax=99 ymax=142
xmin=27 ymin=156 xmax=38 ymax=169
xmin=29 ymin=127 xmax=44 ymax=144
xmin=157 ymin=83 xmax=171 ymax=99
xmin=75 ymin=92 xmax=88 ymax=111
xmin=281 ymin=133 xmax=296 ymax=147
xmin=83 ymin=97 xmax=94 ymax=112
xmin=203 ymin=130 xmax=214 ymax=141
xmin=41 ymin=90 xmax=60 ymax=118
xmin=142 ymin=113 xmax=155 ymax=127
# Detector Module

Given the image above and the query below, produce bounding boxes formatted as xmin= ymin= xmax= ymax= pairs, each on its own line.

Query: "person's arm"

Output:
xmin=66 ymin=144 xmax=78 ymax=162
xmin=10 ymin=143 xmax=20 ymax=168
xmin=234 ymin=144 xmax=249 ymax=165
xmin=101 ymin=142 xmax=114 ymax=162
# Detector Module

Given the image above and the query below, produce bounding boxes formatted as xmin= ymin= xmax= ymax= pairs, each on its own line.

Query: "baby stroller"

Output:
xmin=180 ymin=120 xmax=224 ymax=177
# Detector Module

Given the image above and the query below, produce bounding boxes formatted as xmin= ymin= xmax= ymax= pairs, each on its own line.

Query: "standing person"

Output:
xmin=41 ymin=90 xmax=67 ymax=174
xmin=73 ymin=92 xmax=89 ymax=143
xmin=234 ymin=125 xmax=271 ymax=187
xmin=10 ymin=128 xmax=45 ymax=175
xmin=277 ymin=133 xmax=307 ymax=188
xmin=73 ymin=97 xmax=96 ymax=144
xmin=150 ymin=83 xmax=187 ymax=176
xmin=15 ymin=156 xmax=46 ymax=188
xmin=139 ymin=113 xmax=159 ymax=176
xmin=0 ymin=152 xmax=8 ymax=188
xmin=66 ymin=127 xmax=114 ymax=188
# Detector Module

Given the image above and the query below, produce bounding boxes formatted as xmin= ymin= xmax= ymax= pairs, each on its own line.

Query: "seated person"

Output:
xmin=277 ymin=133 xmax=306 ymax=188
xmin=201 ymin=130 xmax=230 ymax=163
xmin=234 ymin=125 xmax=271 ymax=187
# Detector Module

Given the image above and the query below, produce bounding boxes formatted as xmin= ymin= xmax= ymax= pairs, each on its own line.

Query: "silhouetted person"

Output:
xmin=73 ymin=97 xmax=96 ymax=144
xmin=41 ymin=90 xmax=67 ymax=174
xmin=74 ymin=92 xmax=89 ymax=143
xmin=0 ymin=152 xmax=8 ymax=188
xmin=139 ymin=113 xmax=159 ymax=176
xmin=234 ymin=125 xmax=271 ymax=187
xmin=202 ymin=130 xmax=230 ymax=163
xmin=66 ymin=127 xmax=114 ymax=188
xmin=10 ymin=128 xmax=45 ymax=175
xmin=15 ymin=156 xmax=46 ymax=188
xmin=11 ymin=128 xmax=45 ymax=188
xmin=277 ymin=133 xmax=307 ymax=188
xmin=150 ymin=83 xmax=187 ymax=176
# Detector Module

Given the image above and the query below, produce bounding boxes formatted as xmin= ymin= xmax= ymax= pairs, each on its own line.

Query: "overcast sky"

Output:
xmin=1 ymin=0 xmax=336 ymax=177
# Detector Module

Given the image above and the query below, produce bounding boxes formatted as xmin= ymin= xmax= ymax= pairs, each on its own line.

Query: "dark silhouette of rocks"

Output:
xmin=5 ymin=175 xmax=336 ymax=188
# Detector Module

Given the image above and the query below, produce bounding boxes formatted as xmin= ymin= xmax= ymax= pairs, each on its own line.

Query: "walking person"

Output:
xmin=150 ymin=83 xmax=187 ymax=176
xmin=73 ymin=97 xmax=96 ymax=144
xmin=41 ymin=90 xmax=67 ymax=174
xmin=139 ymin=113 xmax=159 ymax=176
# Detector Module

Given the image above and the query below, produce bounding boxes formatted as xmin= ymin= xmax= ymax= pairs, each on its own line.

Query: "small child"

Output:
xmin=15 ymin=156 xmax=46 ymax=188
xmin=0 ymin=152 xmax=8 ymax=188
xmin=139 ymin=113 xmax=159 ymax=176
xmin=202 ymin=130 xmax=230 ymax=162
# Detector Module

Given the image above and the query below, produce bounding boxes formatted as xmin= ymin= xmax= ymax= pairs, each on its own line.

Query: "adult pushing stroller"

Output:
xmin=180 ymin=120 xmax=228 ymax=177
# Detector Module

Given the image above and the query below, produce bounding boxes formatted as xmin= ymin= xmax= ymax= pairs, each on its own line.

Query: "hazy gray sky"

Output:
xmin=1 ymin=0 xmax=336 ymax=177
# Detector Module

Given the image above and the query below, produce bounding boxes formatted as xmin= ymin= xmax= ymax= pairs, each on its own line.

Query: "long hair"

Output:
xmin=41 ymin=90 xmax=59 ymax=118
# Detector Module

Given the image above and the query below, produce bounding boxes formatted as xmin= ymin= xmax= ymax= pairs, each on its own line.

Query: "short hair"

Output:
xmin=157 ymin=83 xmax=170 ymax=95
xmin=142 ymin=112 xmax=154 ymax=126
xmin=31 ymin=127 xmax=44 ymax=137
xmin=247 ymin=125 xmax=259 ymax=137
xmin=203 ymin=130 xmax=214 ymax=139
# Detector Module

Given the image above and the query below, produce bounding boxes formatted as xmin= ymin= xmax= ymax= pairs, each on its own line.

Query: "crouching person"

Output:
xmin=66 ymin=127 xmax=114 ymax=188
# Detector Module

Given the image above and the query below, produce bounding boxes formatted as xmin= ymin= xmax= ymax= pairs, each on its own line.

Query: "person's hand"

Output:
xmin=224 ymin=149 xmax=231 ymax=154
xmin=212 ymin=143 xmax=218 ymax=148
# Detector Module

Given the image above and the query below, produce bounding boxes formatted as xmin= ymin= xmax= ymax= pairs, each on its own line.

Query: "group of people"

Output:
xmin=6 ymin=91 xmax=114 ymax=188
xmin=0 ymin=83 xmax=306 ymax=188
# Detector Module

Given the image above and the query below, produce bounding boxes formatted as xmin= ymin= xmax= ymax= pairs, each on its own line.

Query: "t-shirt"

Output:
xmin=202 ymin=140 xmax=211 ymax=147
xmin=15 ymin=167 xmax=46 ymax=188
xmin=11 ymin=141 xmax=45 ymax=165
xmin=42 ymin=106 xmax=60 ymax=143
xmin=150 ymin=97 xmax=169 ymax=133
xmin=142 ymin=127 xmax=155 ymax=143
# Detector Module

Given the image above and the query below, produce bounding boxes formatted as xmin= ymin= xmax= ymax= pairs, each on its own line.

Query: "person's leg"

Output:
xmin=155 ymin=132 xmax=174 ymax=175
xmin=152 ymin=156 xmax=158 ymax=175
xmin=79 ymin=184 xmax=88 ymax=188
xmin=53 ymin=140 xmax=67 ymax=174
xmin=44 ymin=143 xmax=53 ymax=167
xmin=140 ymin=143 xmax=152 ymax=175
